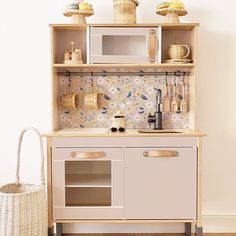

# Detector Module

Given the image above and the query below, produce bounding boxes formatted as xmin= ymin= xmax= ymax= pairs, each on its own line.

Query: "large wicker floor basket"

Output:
xmin=0 ymin=128 xmax=47 ymax=236
xmin=113 ymin=0 xmax=139 ymax=24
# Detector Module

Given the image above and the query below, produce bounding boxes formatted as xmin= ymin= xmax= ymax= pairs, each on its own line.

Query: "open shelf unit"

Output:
xmin=50 ymin=23 xmax=198 ymax=131
xmin=51 ymin=23 xmax=198 ymax=66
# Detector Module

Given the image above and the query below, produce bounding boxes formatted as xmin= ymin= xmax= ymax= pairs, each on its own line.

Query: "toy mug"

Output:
xmin=168 ymin=44 xmax=190 ymax=59
xmin=84 ymin=92 xmax=100 ymax=109
xmin=62 ymin=93 xmax=78 ymax=110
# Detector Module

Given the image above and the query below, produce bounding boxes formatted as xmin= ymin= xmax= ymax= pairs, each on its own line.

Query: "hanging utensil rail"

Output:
xmin=58 ymin=70 xmax=190 ymax=77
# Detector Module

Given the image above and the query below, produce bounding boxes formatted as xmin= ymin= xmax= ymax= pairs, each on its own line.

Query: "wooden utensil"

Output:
xmin=163 ymin=84 xmax=171 ymax=112
xmin=171 ymin=82 xmax=178 ymax=112
xmin=180 ymin=81 xmax=187 ymax=112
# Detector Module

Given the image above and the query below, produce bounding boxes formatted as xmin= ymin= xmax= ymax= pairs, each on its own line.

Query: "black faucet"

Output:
xmin=148 ymin=89 xmax=163 ymax=130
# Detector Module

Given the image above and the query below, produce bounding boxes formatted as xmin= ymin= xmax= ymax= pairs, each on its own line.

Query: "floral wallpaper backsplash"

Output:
xmin=57 ymin=69 xmax=190 ymax=130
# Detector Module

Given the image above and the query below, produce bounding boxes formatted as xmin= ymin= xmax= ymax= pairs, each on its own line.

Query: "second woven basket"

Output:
xmin=113 ymin=0 xmax=139 ymax=24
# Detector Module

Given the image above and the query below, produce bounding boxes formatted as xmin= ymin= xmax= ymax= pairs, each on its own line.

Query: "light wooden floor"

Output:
xmin=61 ymin=234 xmax=236 ymax=236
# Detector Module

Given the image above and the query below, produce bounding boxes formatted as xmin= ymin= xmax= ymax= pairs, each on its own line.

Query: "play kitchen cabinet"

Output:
xmin=46 ymin=23 xmax=205 ymax=236
xmin=46 ymin=135 xmax=204 ymax=236
xmin=52 ymin=145 xmax=197 ymax=220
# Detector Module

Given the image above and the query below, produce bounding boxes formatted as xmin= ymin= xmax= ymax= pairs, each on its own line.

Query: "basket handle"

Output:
xmin=16 ymin=127 xmax=45 ymax=185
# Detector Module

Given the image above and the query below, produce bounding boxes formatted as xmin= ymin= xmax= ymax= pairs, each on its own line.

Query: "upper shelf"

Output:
xmin=52 ymin=23 xmax=197 ymax=66
xmin=53 ymin=63 xmax=195 ymax=70
xmin=50 ymin=23 xmax=199 ymax=31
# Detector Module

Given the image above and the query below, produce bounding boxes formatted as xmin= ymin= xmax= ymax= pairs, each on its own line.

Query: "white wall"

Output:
xmin=0 ymin=0 xmax=236 ymax=233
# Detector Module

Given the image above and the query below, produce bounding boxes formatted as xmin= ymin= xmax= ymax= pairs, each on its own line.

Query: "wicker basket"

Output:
xmin=0 ymin=128 xmax=47 ymax=236
xmin=113 ymin=0 xmax=139 ymax=24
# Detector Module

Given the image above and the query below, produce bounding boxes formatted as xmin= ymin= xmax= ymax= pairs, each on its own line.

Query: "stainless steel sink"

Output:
xmin=138 ymin=129 xmax=182 ymax=134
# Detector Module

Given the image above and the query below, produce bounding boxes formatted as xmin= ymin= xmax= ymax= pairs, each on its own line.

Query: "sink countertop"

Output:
xmin=42 ymin=129 xmax=206 ymax=137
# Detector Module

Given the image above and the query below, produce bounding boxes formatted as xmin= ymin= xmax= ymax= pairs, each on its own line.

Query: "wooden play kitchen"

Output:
xmin=44 ymin=21 xmax=205 ymax=236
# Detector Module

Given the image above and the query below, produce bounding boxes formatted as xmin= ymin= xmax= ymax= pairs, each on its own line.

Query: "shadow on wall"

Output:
xmin=196 ymin=24 xmax=236 ymax=213
xmin=185 ymin=6 xmax=209 ymax=23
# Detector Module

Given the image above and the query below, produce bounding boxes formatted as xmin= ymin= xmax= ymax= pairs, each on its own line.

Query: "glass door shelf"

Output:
xmin=65 ymin=187 xmax=111 ymax=206
xmin=65 ymin=174 xmax=111 ymax=188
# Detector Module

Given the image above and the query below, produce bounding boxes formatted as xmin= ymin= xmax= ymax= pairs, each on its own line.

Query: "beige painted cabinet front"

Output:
xmin=50 ymin=137 xmax=199 ymax=221
xmin=125 ymin=148 xmax=197 ymax=219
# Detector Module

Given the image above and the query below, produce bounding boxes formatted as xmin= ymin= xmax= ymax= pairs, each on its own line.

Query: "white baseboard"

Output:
xmin=202 ymin=215 xmax=236 ymax=233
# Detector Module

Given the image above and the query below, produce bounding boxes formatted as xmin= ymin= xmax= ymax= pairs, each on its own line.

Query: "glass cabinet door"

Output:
xmin=65 ymin=161 xmax=112 ymax=207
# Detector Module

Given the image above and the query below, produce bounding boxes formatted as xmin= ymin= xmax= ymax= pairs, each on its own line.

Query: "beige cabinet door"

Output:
xmin=52 ymin=147 xmax=124 ymax=219
xmin=125 ymin=148 xmax=197 ymax=219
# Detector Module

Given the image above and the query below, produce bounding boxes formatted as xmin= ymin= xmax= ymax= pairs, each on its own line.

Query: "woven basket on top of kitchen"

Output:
xmin=0 ymin=127 xmax=47 ymax=236
xmin=113 ymin=0 xmax=139 ymax=24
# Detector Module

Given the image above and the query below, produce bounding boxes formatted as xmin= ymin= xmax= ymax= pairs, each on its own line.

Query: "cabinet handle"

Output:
xmin=143 ymin=150 xmax=179 ymax=158
xmin=149 ymin=29 xmax=157 ymax=63
xmin=70 ymin=151 xmax=106 ymax=159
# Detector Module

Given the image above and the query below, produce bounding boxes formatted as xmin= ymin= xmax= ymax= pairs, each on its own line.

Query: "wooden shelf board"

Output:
xmin=52 ymin=219 xmax=197 ymax=224
xmin=66 ymin=202 xmax=111 ymax=206
xmin=65 ymin=174 xmax=111 ymax=187
xmin=53 ymin=63 xmax=195 ymax=69
xmin=50 ymin=23 xmax=199 ymax=31
xmin=66 ymin=185 xmax=111 ymax=188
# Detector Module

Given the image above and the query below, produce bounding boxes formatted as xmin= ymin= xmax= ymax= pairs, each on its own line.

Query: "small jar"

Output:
xmin=64 ymin=51 xmax=71 ymax=60
xmin=71 ymin=49 xmax=82 ymax=61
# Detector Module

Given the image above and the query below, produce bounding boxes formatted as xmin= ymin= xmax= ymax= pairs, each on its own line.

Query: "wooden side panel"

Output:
xmin=47 ymin=138 xmax=53 ymax=227
xmin=189 ymin=27 xmax=198 ymax=130
xmin=51 ymin=67 xmax=58 ymax=131
xmin=197 ymin=137 xmax=202 ymax=226
xmin=51 ymin=27 xmax=58 ymax=131
xmin=189 ymin=68 xmax=196 ymax=130
xmin=125 ymin=147 xmax=197 ymax=219
xmin=158 ymin=26 xmax=162 ymax=63
xmin=86 ymin=26 xmax=90 ymax=64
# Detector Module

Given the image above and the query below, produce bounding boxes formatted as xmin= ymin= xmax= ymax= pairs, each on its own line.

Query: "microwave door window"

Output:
xmin=102 ymin=35 xmax=146 ymax=56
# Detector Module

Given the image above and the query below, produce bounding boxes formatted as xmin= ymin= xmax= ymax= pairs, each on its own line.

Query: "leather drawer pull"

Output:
xmin=70 ymin=151 xmax=106 ymax=159
xmin=143 ymin=150 xmax=179 ymax=158
xmin=149 ymin=29 xmax=157 ymax=63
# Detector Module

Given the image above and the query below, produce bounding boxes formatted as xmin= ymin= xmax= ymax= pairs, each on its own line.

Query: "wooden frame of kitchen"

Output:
xmin=44 ymin=23 xmax=206 ymax=236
